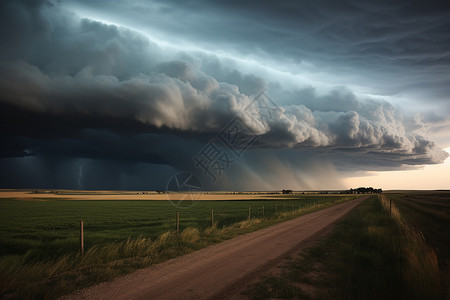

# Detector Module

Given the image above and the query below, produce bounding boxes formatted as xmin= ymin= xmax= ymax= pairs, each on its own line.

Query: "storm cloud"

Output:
xmin=0 ymin=0 xmax=448 ymax=190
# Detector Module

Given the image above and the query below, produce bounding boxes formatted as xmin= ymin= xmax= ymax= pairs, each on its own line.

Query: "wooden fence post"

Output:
xmin=176 ymin=212 xmax=180 ymax=234
xmin=211 ymin=209 xmax=214 ymax=227
xmin=262 ymin=205 xmax=264 ymax=217
xmin=80 ymin=220 xmax=84 ymax=256
xmin=248 ymin=205 xmax=251 ymax=220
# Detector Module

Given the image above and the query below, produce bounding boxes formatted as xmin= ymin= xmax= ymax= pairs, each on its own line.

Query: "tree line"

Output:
xmin=342 ymin=187 xmax=382 ymax=194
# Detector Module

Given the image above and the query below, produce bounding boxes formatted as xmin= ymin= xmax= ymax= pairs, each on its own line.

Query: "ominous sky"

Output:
xmin=1 ymin=0 xmax=449 ymax=190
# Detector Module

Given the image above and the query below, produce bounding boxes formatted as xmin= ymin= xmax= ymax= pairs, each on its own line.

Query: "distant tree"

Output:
xmin=282 ymin=189 xmax=293 ymax=194
xmin=344 ymin=187 xmax=382 ymax=194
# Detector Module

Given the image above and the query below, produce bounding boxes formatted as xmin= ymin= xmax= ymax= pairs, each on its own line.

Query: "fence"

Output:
xmin=1 ymin=196 xmax=354 ymax=258
xmin=78 ymin=199 xmax=325 ymax=254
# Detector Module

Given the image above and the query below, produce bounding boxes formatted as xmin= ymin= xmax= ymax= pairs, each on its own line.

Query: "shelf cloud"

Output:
xmin=0 ymin=0 xmax=448 ymax=190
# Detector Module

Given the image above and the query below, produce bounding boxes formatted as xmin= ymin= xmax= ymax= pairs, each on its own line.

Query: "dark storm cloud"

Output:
xmin=1 ymin=55 xmax=445 ymax=162
xmin=67 ymin=0 xmax=450 ymax=140
xmin=0 ymin=155 xmax=177 ymax=190
xmin=69 ymin=0 xmax=450 ymax=92
xmin=0 ymin=0 xmax=448 ymax=190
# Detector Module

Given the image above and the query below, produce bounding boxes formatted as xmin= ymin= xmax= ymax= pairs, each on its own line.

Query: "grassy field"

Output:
xmin=386 ymin=192 xmax=450 ymax=299
xmin=0 ymin=197 xmax=338 ymax=259
xmin=244 ymin=193 xmax=450 ymax=300
xmin=0 ymin=193 xmax=353 ymax=299
xmin=385 ymin=192 xmax=450 ymax=270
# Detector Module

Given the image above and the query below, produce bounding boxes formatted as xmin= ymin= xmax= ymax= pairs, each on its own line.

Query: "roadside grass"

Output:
xmin=0 ymin=195 xmax=354 ymax=299
xmin=386 ymin=193 xmax=450 ymax=266
xmin=385 ymin=193 xmax=450 ymax=299
xmin=245 ymin=195 xmax=448 ymax=300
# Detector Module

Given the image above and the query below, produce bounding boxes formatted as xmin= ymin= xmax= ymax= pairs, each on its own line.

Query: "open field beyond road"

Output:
xmin=244 ymin=193 xmax=450 ymax=300
xmin=0 ymin=189 xmax=350 ymax=201
xmin=62 ymin=197 xmax=366 ymax=300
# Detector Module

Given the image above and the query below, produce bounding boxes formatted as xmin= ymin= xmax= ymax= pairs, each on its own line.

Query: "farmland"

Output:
xmin=0 ymin=190 xmax=354 ymax=299
xmin=0 ymin=197 xmax=335 ymax=259
xmin=244 ymin=192 xmax=450 ymax=300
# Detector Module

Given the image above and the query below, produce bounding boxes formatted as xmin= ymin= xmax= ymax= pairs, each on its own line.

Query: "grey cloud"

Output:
xmin=0 ymin=0 xmax=448 ymax=190
xmin=3 ymin=55 xmax=445 ymax=166
xmin=66 ymin=0 xmax=450 ymax=118
xmin=0 ymin=155 xmax=177 ymax=190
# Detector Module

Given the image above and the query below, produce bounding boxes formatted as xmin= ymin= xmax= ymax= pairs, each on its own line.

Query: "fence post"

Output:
xmin=248 ymin=205 xmax=251 ymax=220
xmin=80 ymin=220 xmax=84 ymax=256
xmin=262 ymin=205 xmax=264 ymax=217
xmin=389 ymin=198 xmax=392 ymax=215
xmin=176 ymin=212 xmax=180 ymax=234
xmin=211 ymin=209 xmax=214 ymax=227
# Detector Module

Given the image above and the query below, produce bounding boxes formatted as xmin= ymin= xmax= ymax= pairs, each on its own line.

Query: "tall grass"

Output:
xmin=245 ymin=195 xmax=448 ymax=300
xmin=381 ymin=195 xmax=444 ymax=299
xmin=0 ymin=229 xmax=204 ymax=299
xmin=246 ymin=196 xmax=407 ymax=300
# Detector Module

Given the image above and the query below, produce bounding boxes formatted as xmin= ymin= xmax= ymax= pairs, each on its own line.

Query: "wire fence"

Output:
xmin=1 ymin=197 xmax=348 ymax=258
xmin=78 ymin=198 xmax=328 ymax=252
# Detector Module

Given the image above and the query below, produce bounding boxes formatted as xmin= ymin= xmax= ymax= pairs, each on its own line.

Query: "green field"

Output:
xmin=0 ymin=197 xmax=335 ymax=259
xmin=0 ymin=195 xmax=352 ymax=299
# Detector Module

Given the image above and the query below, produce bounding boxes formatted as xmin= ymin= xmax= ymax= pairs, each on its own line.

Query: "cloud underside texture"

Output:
xmin=0 ymin=1 xmax=447 ymax=190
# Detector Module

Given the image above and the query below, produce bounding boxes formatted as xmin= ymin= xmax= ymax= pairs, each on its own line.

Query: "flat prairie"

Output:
xmin=0 ymin=189 xmax=342 ymax=201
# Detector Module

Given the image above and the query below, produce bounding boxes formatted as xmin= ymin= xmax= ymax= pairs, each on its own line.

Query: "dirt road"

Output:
xmin=62 ymin=197 xmax=366 ymax=300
